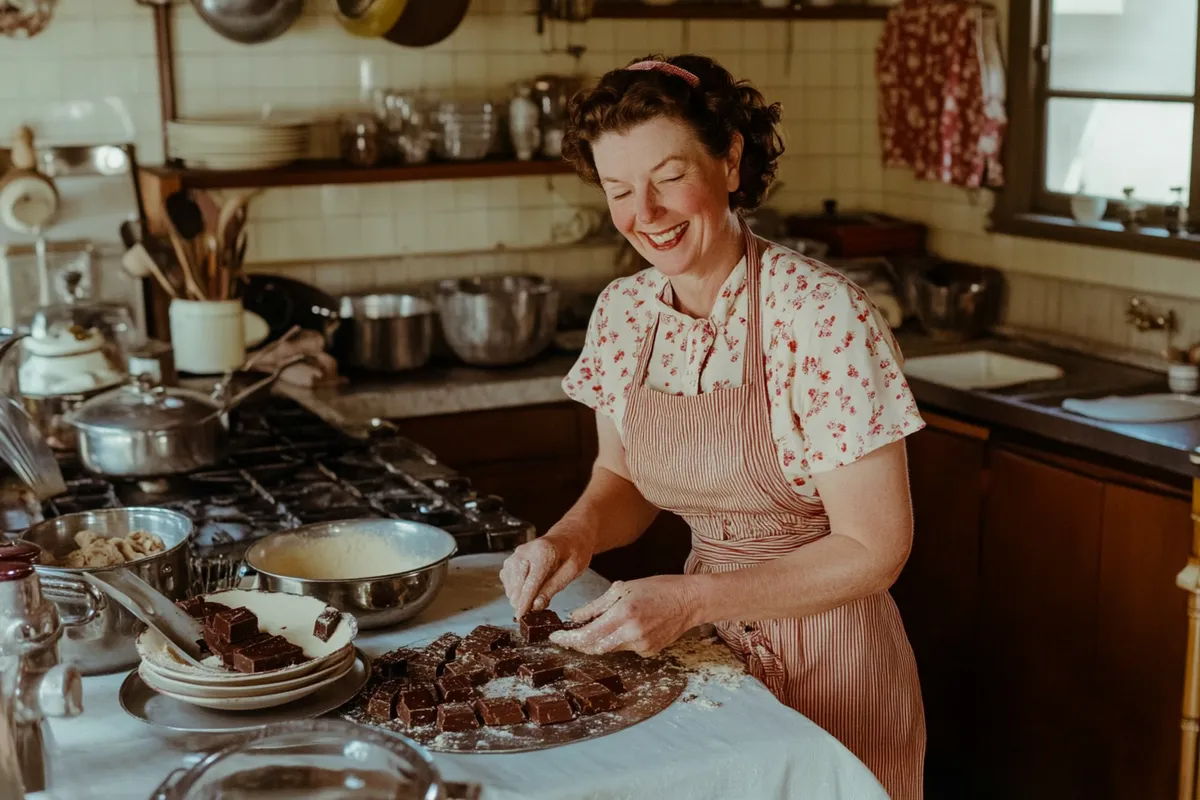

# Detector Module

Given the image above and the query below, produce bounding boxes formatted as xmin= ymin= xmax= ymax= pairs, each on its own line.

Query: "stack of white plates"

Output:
xmin=135 ymin=589 xmax=358 ymax=711
xmin=167 ymin=115 xmax=311 ymax=171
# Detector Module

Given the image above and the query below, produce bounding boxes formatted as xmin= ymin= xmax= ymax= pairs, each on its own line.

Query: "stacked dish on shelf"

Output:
xmin=135 ymin=589 xmax=362 ymax=711
xmin=167 ymin=115 xmax=311 ymax=170
xmin=435 ymin=100 xmax=497 ymax=161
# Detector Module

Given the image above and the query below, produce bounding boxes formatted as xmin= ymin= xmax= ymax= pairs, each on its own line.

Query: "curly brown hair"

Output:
xmin=561 ymin=54 xmax=784 ymax=211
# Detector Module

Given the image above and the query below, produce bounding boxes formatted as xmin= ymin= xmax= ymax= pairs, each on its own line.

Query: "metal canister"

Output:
xmin=126 ymin=339 xmax=177 ymax=386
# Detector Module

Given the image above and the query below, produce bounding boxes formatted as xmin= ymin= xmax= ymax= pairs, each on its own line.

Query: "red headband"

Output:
xmin=625 ymin=60 xmax=700 ymax=88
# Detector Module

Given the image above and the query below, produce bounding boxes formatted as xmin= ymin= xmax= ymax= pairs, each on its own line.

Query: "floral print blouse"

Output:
xmin=562 ymin=242 xmax=925 ymax=496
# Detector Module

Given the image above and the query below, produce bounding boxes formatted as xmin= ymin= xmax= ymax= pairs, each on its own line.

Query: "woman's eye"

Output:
xmin=610 ymin=191 xmax=631 ymax=200
xmin=661 ymin=175 xmax=682 ymax=183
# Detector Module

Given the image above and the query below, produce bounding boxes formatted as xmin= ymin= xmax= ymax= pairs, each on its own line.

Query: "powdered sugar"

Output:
xmin=662 ymin=629 xmax=750 ymax=709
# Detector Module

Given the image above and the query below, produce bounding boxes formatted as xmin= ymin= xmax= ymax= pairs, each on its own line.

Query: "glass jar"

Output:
xmin=339 ymin=113 xmax=382 ymax=168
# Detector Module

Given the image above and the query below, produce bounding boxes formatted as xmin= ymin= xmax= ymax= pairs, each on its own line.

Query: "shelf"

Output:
xmin=589 ymin=3 xmax=891 ymax=20
xmin=139 ymin=158 xmax=577 ymax=190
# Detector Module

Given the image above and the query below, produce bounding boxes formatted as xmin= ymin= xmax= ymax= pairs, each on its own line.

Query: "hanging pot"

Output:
xmin=382 ymin=0 xmax=470 ymax=48
xmin=189 ymin=0 xmax=304 ymax=45
xmin=334 ymin=0 xmax=409 ymax=37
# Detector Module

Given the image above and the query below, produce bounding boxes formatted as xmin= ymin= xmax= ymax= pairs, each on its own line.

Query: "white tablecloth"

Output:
xmin=29 ymin=554 xmax=886 ymax=800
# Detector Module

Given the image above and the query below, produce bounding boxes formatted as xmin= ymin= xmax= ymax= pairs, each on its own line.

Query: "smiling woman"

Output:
xmin=499 ymin=55 xmax=927 ymax=799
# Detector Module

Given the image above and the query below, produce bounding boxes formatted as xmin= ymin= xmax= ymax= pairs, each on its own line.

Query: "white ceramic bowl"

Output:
xmin=138 ymin=645 xmax=356 ymax=698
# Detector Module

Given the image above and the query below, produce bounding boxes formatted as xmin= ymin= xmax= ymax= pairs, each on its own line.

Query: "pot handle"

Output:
xmin=209 ymin=352 xmax=313 ymax=418
xmin=148 ymin=766 xmax=189 ymax=800
xmin=36 ymin=572 xmax=103 ymax=628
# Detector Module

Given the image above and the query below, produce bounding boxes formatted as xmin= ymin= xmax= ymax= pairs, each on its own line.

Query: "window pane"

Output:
xmin=1048 ymin=0 xmax=1198 ymax=96
xmin=1044 ymin=98 xmax=1193 ymax=203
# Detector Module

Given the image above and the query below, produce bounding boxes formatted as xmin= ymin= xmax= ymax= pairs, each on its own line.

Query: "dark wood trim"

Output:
xmin=140 ymin=157 xmax=576 ymax=190
xmin=989 ymin=212 xmax=1200 ymax=261
xmin=1044 ymin=90 xmax=1196 ymax=103
xmin=992 ymin=0 xmax=1040 ymax=223
xmin=589 ymin=2 xmax=889 ymax=19
xmin=151 ymin=2 xmax=176 ymax=159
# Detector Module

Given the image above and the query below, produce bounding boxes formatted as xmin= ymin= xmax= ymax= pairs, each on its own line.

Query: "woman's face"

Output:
xmin=592 ymin=116 xmax=742 ymax=278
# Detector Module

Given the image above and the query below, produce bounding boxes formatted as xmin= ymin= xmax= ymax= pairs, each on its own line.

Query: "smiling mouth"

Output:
xmin=640 ymin=222 xmax=688 ymax=250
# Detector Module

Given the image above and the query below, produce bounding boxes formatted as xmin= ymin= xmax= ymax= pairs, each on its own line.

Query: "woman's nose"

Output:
xmin=634 ymin=188 xmax=661 ymax=225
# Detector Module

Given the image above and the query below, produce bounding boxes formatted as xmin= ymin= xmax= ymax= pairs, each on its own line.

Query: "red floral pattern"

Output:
xmin=876 ymin=0 xmax=1006 ymax=189
xmin=562 ymin=243 xmax=925 ymax=496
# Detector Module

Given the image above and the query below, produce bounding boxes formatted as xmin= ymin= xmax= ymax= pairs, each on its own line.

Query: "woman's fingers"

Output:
xmin=498 ymin=553 xmax=530 ymax=606
xmin=550 ymin=604 xmax=628 ymax=654
xmin=512 ymin=542 xmax=562 ymax=618
xmin=567 ymin=580 xmax=626 ymax=624
xmin=530 ymin=554 xmax=585 ymax=613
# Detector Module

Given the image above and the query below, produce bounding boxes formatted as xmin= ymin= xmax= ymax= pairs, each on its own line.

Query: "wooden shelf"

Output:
xmin=589 ymin=2 xmax=891 ymax=20
xmin=139 ymin=158 xmax=576 ymax=190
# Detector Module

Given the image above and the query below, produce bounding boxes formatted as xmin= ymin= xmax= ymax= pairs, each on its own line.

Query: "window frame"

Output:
xmin=991 ymin=0 xmax=1200 ymax=259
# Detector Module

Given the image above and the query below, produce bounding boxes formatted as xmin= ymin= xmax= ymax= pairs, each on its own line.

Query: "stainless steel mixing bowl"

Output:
xmin=338 ymin=293 xmax=436 ymax=372
xmin=911 ymin=261 xmax=1004 ymax=342
xmin=244 ymin=519 xmax=457 ymax=630
xmin=434 ymin=275 xmax=559 ymax=367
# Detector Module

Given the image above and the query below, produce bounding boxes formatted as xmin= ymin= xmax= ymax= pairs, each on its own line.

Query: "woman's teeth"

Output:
xmin=644 ymin=222 xmax=688 ymax=249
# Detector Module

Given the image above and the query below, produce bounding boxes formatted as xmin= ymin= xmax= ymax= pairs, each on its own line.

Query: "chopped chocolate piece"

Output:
xmin=519 ymin=610 xmax=564 ymax=643
xmin=565 ymin=664 xmax=625 ymax=694
xmin=478 ymin=648 xmax=524 ymax=678
xmin=425 ymin=633 xmax=461 ymax=662
xmin=437 ymin=702 xmax=480 ymax=733
xmin=474 ymin=697 xmax=526 ymax=726
xmin=567 ymin=682 xmax=620 ymax=715
xmin=231 ymin=635 xmax=303 ymax=673
xmin=313 ymin=606 xmax=341 ymax=642
xmin=525 ymin=693 xmax=574 ymax=725
xmin=200 ymin=601 xmax=230 ymax=622
xmin=437 ymin=674 xmax=476 ymax=703
xmin=202 ymin=628 xmax=269 ymax=666
xmin=196 ymin=637 xmax=210 ymax=657
xmin=374 ymin=648 xmax=413 ymax=679
xmin=518 ymin=657 xmax=564 ymax=687
xmin=208 ymin=607 xmax=259 ymax=644
xmin=459 ymin=624 xmax=511 ymax=654
xmin=443 ymin=659 xmax=488 ymax=686
xmin=175 ymin=596 xmax=208 ymax=619
xmin=407 ymin=653 xmax=442 ymax=682
xmin=396 ymin=684 xmax=438 ymax=727
xmin=367 ymin=680 xmax=403 ymax=721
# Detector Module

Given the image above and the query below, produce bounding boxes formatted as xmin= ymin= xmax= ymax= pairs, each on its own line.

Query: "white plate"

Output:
xmin=137 ymin=589 xmax=356 ymax=684
xmin=138 ymin=654 xmax=356 ymax=711
xmin=243 ymin=310 xmax=270 ymax=348
xmin=138 ymin=645 xmax=355 ymax=698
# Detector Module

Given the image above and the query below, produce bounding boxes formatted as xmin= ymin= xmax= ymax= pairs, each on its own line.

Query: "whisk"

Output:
xmin=0 ymin=396 xmax=65 ymax=500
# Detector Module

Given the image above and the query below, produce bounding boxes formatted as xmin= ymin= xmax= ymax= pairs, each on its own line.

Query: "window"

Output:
xmin=995 ymin=0 xmax=1200 ymax=257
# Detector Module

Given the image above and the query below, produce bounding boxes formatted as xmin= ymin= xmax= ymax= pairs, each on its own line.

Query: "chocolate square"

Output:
xmin=565 ymin=664 xmax=625 ymax=694
xmin=459 ymin=624 xmax=511 ymax=654
xmin=231 ymin=635 xmax=303 ymax=673
xmin=437 ymin=674 xmax=476 ymax=703
xmin=473 ymin=697 xmax=526 ymax=726
xmin=437 ymin=702 xmax=480 ymax=733
xmin=425 ymin=633 xmax=462 ymax=662
xmin=407 ymin=653 xmax=443 ymax=682
xmin=374 ymin=648 xmax=413 ymax=679
xmin=478 ymin=648 xmax=524 ymax=678
xmin=519 ymin=610 xmax=563 ymax=643
xmin=567 ymin=682 xmax=620 ymax=715
xmin=175 ymin=596 xmax=207 ymax=619
xmin=367 ymin=680 xmax=403 ymax=721
xmin=518 ymin=657 xmax=564 ymax=687
xmin=396 ymin=684 xmax=438 ymax=727
xmin=397 ymin=703 xmax=437 ymax=727
xmin=200 ymin=601 xmax=230 ymax=622
xmin=399 ymin=684 xmax=437 ymax=710
xmin=443 ymin=659 xmax=488 ymax=686
xmin=208 ymin=607 xmax=258 ymax=644
xmin=525 ymin=693 xmax=574 ymax=725
xmin=313 ymin=606 xmax=341 ymax=642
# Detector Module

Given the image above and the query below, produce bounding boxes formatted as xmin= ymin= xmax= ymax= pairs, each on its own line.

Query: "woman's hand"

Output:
xmin=500 ymin=524 xmax=595 ymax=618
xmin=549 ymin=576 xmax=704 ymax=657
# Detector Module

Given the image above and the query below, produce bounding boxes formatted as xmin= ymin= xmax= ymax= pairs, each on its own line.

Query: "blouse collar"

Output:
xmin=650 ymin=255 xmax=748 ymax=327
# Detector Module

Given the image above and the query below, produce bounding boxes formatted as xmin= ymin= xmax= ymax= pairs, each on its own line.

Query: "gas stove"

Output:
xmin=36 ymin=397 xmax=534 ymax=592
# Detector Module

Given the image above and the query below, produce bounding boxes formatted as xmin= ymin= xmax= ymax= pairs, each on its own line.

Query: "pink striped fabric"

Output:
xmin=622 ymin=221 xmax=925 ymax=799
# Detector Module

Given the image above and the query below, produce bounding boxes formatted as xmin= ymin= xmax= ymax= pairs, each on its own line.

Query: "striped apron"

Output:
xmin=622 ymin=223 xmax=926 ymax=799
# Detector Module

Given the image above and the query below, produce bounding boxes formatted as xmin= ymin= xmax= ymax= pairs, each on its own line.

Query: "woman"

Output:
xmin=499 ymin=54 xmax=925 ymax=798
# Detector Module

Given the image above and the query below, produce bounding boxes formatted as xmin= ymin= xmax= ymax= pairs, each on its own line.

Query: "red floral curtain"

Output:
xmin=876 ymin=0 xmax=1007 ymax=188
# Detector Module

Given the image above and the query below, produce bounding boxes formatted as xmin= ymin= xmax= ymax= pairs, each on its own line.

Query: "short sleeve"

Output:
xmin=562 ymin=283 xmax=620 ymax=426
xmin=792 ymin=279 xmax=924 ymax=473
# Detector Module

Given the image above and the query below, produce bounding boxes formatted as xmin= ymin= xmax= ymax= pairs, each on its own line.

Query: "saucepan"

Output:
xmin=63 ymin=355 xmax=308 ymax=479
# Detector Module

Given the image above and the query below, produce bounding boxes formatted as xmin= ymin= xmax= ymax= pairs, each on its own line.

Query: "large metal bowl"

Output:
xmin=22 ymin=508 xmax=194 ymax=675
xmin=244 ymin=519 xmax=457 ymax=630
xmin=338 ymin=293 xmax=436 ymax=372
xmin=434 ymin=275 xmax=559 ymax=367
xmin=911 ymin=261 xmax=1004 ymax=342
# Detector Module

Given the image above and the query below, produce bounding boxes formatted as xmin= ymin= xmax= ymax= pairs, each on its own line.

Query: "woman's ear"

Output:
xmin=725 ymin=131 xmax=744 ymax=193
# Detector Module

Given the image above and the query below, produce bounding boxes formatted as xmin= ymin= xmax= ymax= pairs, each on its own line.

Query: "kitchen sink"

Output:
xmin=903 ymin=350 xmax=1065 ymax=390
xmin=1058 ymin=393 xmax=1200 ymax=423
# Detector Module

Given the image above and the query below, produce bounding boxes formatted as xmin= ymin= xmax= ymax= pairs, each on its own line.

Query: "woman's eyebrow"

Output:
xmin=600 ymin=155 xmax=686 ymax=185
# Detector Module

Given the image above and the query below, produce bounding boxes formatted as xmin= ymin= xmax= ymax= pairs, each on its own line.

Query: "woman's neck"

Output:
xmin=667 ymin=217 xmax=745 ymax=318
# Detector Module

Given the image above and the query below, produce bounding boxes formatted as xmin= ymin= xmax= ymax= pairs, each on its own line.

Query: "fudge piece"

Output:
xmin=367 ymin=680 xmax=403 ymax=721
xmin=204 ymin=630 xmax=270 ymax=668
xmin=313 ymin=606 xmax=341 ymax=642
xmin=443 ymin=659 xmax=488 ymax=686
xmin=208 ymin=607 xmax=259 ymax=645
xmin=374 ymin=648 xmax=414 ymax=680
xmin=407 ymin=652 xmax=444 ymax=682
xmin=437 ymin=674 xmax=475 ymax=703
xmin=396 ymin=684 xmax=438 ymax=727
xmin=565 ymin=664 xmax=625 ymax=694
xmin=567 ymin=682 xmax=620 ymax=715
xmin=200 ymin=601 xmax=230 ymax=622
xmin=437 ymin=702 xmax=480 ymax=733
xmin=525 ymin=693 xmax=574 ymax=725
xmin=518 ymin=657 xmax=564 ymax=688
xmin=459 ymin=624 xmax=511 ymax=654
xmin=473 ymin=697 xmax=526 ymax=726
xmin=232 ymin=635 xmax=304 ymax=673
xmin=519 ymin=610 xmax=564 ymax=644
xmin=425 ymin=633 xmax=461 ymax=662
xmin=175 ymin=596 xmax=208 ymax=619
xmin=478 ymin=648 xmax=524 ymax=678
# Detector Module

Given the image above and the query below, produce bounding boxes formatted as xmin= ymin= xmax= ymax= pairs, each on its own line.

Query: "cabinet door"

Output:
xmin=977 ymin=446 xmax=1105 ymax=800
xmin=892 ymin=420 xmax=986 ymax=799
xmin=1095 ymin=483 xmax=1190 ymax=799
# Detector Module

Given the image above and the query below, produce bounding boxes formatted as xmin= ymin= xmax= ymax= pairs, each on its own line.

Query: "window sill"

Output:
xmin=988 ymin=213 xmax=1200 ymax=261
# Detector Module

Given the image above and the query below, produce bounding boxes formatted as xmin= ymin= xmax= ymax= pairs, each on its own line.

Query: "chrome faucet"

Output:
xmin=1126 ymin=296 xmax=1178 ymax=333
xmin=0 ymin=547 xmax=85 ymax=795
